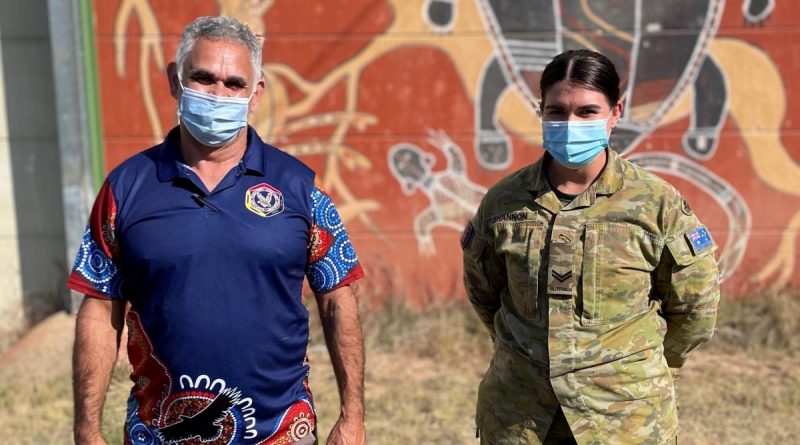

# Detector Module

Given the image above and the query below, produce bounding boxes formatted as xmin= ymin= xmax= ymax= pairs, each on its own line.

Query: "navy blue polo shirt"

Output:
xmin=68 ymin=126 xmax=363 ymax=445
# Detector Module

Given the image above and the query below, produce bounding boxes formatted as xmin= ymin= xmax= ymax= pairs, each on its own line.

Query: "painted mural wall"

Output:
xmin=93 ymin=0 xmax=800 ymax=301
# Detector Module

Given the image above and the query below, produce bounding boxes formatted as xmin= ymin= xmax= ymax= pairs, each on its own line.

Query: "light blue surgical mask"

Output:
xmin=542 ymin=114 xmax=612 ymax=169
xmin=177 ymin=81 xmax=251 ymax=147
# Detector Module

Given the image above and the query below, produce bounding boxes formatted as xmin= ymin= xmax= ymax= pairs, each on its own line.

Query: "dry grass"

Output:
xmin=0 ymin=292 xmax=798 ymax=444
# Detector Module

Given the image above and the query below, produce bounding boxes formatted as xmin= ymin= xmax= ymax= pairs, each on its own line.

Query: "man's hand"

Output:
xmin=73 ymin=296 xmax=125 ymax=445
xmin=315 ymin=284 xmax=365 ymax=445
xmin=326 ymin=413 xmax=366 ymax=445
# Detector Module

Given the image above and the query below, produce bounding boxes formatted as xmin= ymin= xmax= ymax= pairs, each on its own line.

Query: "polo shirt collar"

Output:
xmin=156 ymin=125 xmax=267 ymax=182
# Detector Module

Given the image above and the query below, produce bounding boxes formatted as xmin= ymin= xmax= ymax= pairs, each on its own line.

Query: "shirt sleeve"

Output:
xmin=67 ymin=179 xmax=125 ymax=300
xmin=654 ymin=196 xmax=721 ymax=368
xmin=306 ymin=180 xmax=364 ymax=294
xmin=462 ymin=211 xmax=505 ymax=338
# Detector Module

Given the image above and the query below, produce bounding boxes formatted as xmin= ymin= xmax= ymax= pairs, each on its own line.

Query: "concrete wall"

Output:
xmin=91 ymin=0 xmax=800 ymax=301
xmin=0 ymin=0 xmax=66 ymax=350
xmin=0 ymin=24 xmax=24 ymax=351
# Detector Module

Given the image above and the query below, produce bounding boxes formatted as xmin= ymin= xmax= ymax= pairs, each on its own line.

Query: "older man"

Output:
xmin=70 ymin=16 xmax=365 ymax=445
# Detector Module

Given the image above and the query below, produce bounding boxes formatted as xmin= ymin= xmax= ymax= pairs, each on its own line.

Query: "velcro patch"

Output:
xmin=461 ymin=221 xmax=474 ymax=250
xmin=547 ymin=228 xmax=576 ymax=296
xmin=686 ymin=226 xmax=713 ymax=255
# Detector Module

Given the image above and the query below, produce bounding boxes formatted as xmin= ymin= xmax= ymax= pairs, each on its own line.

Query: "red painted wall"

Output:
xmin=94 ymin=0 xmax=800 ymax=301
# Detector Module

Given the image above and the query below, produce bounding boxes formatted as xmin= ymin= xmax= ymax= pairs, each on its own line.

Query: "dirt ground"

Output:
xmin=1 ymin=303 xmax=798 ymax=444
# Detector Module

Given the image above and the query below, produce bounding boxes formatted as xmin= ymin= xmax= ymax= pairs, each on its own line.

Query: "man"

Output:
xmin=70 ymin=16 xmax=365 ymax=445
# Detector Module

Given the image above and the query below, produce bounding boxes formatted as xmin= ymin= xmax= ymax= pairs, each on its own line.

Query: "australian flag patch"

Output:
xmin=686 ymin=226 xmax=713 ymax=255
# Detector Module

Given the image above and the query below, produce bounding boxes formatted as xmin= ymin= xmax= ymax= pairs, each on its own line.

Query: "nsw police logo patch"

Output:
xmin=245 ymin=183 xmax=284 ymax=218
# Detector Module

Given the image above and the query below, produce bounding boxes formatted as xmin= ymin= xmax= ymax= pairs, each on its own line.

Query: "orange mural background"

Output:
xmin=92 ymin=0 xmax=800 ymax=301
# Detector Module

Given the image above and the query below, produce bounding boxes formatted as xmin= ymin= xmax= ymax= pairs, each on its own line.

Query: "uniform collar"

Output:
xmin=525 ymin=148 xmax=625 ymax=212
xmin=157 ymin=125 xmax=267 ymax=182
xmin=593 ymin=148 xmax=625 ymax=195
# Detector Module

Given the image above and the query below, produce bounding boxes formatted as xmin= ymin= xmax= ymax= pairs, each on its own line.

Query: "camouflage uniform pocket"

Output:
xmin=581 ymin=223 xmax=663 ymax=326
xmin=491 ymin=221 xmax=544 ymax=321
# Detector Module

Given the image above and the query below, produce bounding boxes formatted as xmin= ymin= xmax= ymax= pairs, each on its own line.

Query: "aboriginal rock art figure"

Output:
xmin=388 ymin=130 xmax=487 ymax=255
xmin=742 ymin=0 xmax=775 ymax=24
xmin=467 ymin=0 xmax=730 ymax=167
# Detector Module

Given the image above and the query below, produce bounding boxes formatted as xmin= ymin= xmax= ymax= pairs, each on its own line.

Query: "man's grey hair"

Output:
xmin=175 ymin=16 xmax=263 ymax=85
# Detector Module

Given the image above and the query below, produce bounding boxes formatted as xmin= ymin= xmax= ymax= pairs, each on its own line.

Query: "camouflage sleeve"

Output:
xmin=654 ymin=197 xmax=721 ymax=368
xmin=462 ymin=213 xmax=506 ymax=339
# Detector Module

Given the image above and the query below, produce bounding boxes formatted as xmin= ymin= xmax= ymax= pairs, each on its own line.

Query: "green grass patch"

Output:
xmin=0 ymin=293 xmax=798 ymax=444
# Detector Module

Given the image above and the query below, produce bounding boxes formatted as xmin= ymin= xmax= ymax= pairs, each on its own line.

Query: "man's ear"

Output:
xmin=248 ymin=76 xmax=266 ymax=113
xmin=167 ymin=62 xmax=180 ymax=99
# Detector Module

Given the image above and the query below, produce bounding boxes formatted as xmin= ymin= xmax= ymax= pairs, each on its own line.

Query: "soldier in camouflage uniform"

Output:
xmin=462 ymin=50 xmax=720 ymax=444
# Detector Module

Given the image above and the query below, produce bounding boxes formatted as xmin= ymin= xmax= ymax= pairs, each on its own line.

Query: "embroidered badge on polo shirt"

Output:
xmin=245 ymin=183 xmax=284 ymax=217
xmin=686 ymin=226 xmax=713 ymax=255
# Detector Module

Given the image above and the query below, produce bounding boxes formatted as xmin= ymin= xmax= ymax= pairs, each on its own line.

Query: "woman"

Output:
xmin=462 ymin=49 xmax=720 ymax=444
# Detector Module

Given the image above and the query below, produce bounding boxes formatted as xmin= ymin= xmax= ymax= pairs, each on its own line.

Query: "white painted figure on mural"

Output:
xmin=388 ymin=130 xmax=487 ymax=255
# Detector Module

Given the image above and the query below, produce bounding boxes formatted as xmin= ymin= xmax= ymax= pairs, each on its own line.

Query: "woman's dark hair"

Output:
xmin=539 ymin=49 xmax=620 ymax=107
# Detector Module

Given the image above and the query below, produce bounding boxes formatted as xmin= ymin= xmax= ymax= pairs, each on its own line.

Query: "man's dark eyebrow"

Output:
xmin=187 ymin=69 xmax=248 ymax=87
xmin=187 ymin=68 xmax=214 ymax=79
xmin=224 ymin=76 xmax=248 ymax=87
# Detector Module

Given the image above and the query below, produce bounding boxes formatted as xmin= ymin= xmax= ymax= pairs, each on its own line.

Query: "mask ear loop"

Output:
xmin=605 ymin=110 xmax=616 ymax=140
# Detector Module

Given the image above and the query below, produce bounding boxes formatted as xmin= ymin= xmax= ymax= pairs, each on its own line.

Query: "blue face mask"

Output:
xmin=177 ymin=82 xmax=251 ymax=147
xmin=542 ymin=114 xmax=611 ymax=169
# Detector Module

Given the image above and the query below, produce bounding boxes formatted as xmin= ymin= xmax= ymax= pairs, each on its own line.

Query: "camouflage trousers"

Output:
xmin=476 ymin=341 xmax=566 ymax=444
xmin=476 ymin=342 xmax=678 ymax=445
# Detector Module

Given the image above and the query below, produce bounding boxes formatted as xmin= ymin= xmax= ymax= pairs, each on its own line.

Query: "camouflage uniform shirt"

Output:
xmin=462 ymin=149 xmax=719 ymax=444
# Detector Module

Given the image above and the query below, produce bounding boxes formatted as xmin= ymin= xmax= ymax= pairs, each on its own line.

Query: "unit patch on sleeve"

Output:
xmin=686 ymin=226 xmax=713 ymax=255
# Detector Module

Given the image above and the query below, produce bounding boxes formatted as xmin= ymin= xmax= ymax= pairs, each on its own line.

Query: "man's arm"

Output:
xmin=73 ymin=296 xmax=126 ymax=445
xmin=315 ymin=284 xmax=365 ymax=445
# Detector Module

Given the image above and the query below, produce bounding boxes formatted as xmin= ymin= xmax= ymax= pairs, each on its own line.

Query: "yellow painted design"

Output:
xmin=115 ymin=0 xmax=165 ymax=141
xmin=753 ymin=211 xmax=800 ymax=292
xmin=710 ymin=38 xmax=800 ymax=289
xmin=496 ymin=88 xmax=541 ymax=147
